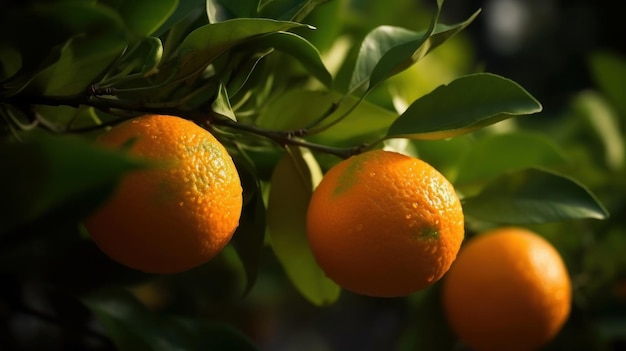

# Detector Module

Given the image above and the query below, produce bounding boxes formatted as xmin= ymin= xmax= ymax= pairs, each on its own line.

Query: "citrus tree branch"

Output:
xmin=1 ymin=92 xmax=361 ymax=159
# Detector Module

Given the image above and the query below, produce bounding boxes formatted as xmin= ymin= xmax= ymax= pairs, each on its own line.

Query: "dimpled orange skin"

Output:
xmin=442 ymin=227 xmax=572 ymax=351
xmin=84 ymin=115 xmax=242 ymax=274
xmin=306 ymin=150 xmax=464 ymax=297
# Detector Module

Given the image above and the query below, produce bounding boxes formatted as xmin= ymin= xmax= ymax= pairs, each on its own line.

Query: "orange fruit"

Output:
xmin=442 ymin=227 xmax=572 ymax=351
xmin=306 ymin=149 xmax=464 ymax=297
xmin=84 ymin=114 xmax=242 ymax=274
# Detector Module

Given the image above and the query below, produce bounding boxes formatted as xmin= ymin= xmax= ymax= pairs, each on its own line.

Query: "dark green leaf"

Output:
xmin=0 ymin=135 xmax=150 ymax=236
xmin=386 ymin=73 xmax=542 ymax=140
xmin=0 ymin=45 xmax=21 ymax=81
xmin=103 ymin=0 xmax=178 ymax=36
xmin=244 ymin=31 xmax=332 ymax=87
xmin=1 ymin=2 xmax=127 ymax=96
xmin=259 ymin=0 xmax=331 ymax=22
xmin=455 ymin=131 xmax=569 ymax=187
xmin=227 ymin=48 xmax=274 ymax=97
xmin=152 ymin=0 xmax=205 ymax=38
xmin=230 ymin=153 xmax=267 ymax=296
xmin=462 ymin=168 xmax=610 ymax=224
xmin=207 ymin=0 xmax=258 ymax=22
xmin=30 ymin=32 xmax=127 ymax=95
xmin=34 ymin=105 xmax=101 ymax=131
xmin=267 ymin=146 xmax=341 ymax=306
xmin=176 ymin=19 xmax=309 ymax=80
xmin=368 ymin=9 xmax=480 ymax=90
xmin=93 ymin=36 xmax=163 ymax=88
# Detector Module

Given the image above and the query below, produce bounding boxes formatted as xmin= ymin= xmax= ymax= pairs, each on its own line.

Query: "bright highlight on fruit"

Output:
xmin=442 ymin=227 xmax=572 ymax=351
xmin=84 ymin=114 xmax=243 ymax=274
xmin=306 ymin=149 xmax=464 ymax=297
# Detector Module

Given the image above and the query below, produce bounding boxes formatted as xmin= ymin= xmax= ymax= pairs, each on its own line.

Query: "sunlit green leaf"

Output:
xmin=573 ymin=91 xmax=625 ymax=171
xmin=267 ymin=146 xmax=340 ymax=306
xmin=349 ymin=0 xmax=478 ymax=94
xmin=368 ymin=10 xmax=480 ymax=90
xmin=212 ymin=83 xmax=237 ymax=121
xmin=386 ymin=73 xmax=542 ymax=140
xmin=349 ymin=25 xmax=421 ymax=93
xmin=455 ymin=131 xmax=569 ymax=187
xmin=462 ymin=168 xmax=610 ymax=224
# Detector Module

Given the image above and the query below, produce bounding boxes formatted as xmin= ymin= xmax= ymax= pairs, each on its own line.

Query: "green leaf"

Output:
xmin=3 ymin=2 xmax=128 ymax=96
xmin=369 ymin=9 xmax=480 ymax=90
xmin=348 ymin=0 xmax=479 ymax=94
xmin=103 ymin=0 xmax=178 ymax=36
xmin=34 ymin=105 xmax=101 ymax=131
xmin=176 ymin=19 xmax=309 ymax=80
xmin=207 ymin=0 xmax=258 ymax=22
xmin=244 ymin=31 xmax=333 ymax=87
xmin=462 ymin=168 xmax=610 ymax=224
xmin=267 ymin=146 xmax=341 ymax=306
xmin=212 ymin=83 xmax=237 ymax=121
xmin=259 ymin=0 xmax=331 ymax=22
xmin=0 ymin=134 xmax=150 ymax=236
xmin=0 ymin=45 xmax=21 ymax=81
xmin=588 ymin=51 xmax=626 ymax=118
xmin=349 ymin=25 xmax=421 ymax=93
xmin=573 ymin=91 xmax=625 ymax=171
xmin=31 ymin=32 xmax=127 ymax=95
xmin=455 ymin=131 xmax=569 ymax=187
xmin=256 ymin=90 xmax=397 ymax=147
xmin=386 ymin=73 xmax=543 ymax=140
xmin=229 ymin=154 xmax=267 ymax=296
xmin=152 ymin=0 xmax=205 ymax=38
xmin=95 ymin=36 xmax=163 ymax=88
xmin=226 ymin=48 xmax=274 ymax=97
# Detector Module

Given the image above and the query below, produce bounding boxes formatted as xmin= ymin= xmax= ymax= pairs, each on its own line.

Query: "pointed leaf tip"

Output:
xmin=386 ymin=73 xmax=542 ymax=140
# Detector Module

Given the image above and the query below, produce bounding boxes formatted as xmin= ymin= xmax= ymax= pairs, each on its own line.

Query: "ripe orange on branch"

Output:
xmin=84 ymin=114 xmax=243 ymax=274
xmin=442 ymin=227 xmax=572 ymax=351
xmin=306 ymin=149 xmax=464 ymax=297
